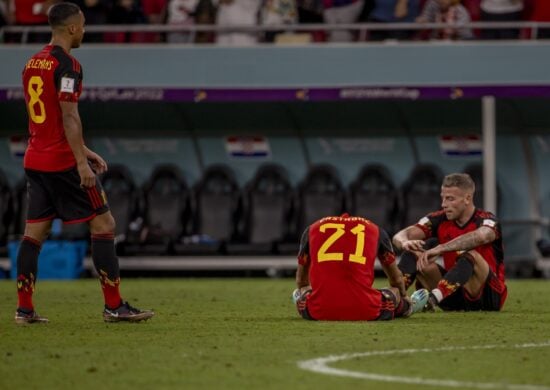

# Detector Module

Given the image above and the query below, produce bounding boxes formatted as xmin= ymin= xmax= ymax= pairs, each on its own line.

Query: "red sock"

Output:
xmin=98 ymin=270 xmax=122 ymax=309
xmin=17 ymin=273 xmax=35 ymax=311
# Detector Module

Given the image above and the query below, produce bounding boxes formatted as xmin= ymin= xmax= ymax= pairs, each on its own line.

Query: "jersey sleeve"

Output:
xmin=377 ymin=227 xmax=396 ymax=266
xmin=54 ymin=56 xmax=82 ymax=103
xmin=414 ymin=211 xmax=444 ymax=238
xmin=478 ymin=213 xmax=501 ymax=239
xmin=297 ymin=226 xmax=310 ymax=266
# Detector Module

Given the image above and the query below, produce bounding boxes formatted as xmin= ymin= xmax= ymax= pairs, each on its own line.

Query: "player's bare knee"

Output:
xmin=465 ymin=251 xmax=490 ymax=278
xmin=89 ymin=213 xmax=116 ymax=235
xmin=24 ymin=222 xmax=52 ymax=242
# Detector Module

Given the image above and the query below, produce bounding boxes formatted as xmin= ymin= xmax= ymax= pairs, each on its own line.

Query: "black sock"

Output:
xmin=398 ymin=251 xmax=418 ymax=290
xmin=91 ymin=233 xmax=120 ymax=281
xmin=437 ymin=253 xmax=475 ymax=299
xmin=17 ymin=236 xmax=41 ymax=279
xmin=394 ymin=297 xmax=411 ymax=318
xmin=16 ymin=236 xmax=42 ymax=310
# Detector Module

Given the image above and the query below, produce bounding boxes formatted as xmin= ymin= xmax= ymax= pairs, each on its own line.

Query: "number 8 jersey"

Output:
xmin=22 ymin=44 xmax=83 ymax=172
xmin=298 ymin=213 xmax=396 ymax=321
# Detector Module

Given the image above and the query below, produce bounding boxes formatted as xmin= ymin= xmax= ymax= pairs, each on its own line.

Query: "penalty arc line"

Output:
xmin=297 ymin=341 xmax=550 ymax=390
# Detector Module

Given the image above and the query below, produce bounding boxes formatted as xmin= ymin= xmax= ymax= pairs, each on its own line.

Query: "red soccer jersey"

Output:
xmin=22 ymin=45 xmax=83 ymax=172
xmin=298 ymin=214 xmax=396 ymax=321
xmin=415 ymin=209 xmax=506 ymax=287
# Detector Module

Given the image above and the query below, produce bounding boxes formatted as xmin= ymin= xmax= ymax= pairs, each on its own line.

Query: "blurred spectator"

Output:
xmin=216 ymin=0 xmax=260 ymax=46
xmin=480 ymin=0 xmax=523 ymax=39
xmin=1 ymin=0 xmax=12 ymax=29
xmin=166 ymin=0 xmax=198 ymax=42
xmin=322 ymin=0 xmax=364 ymax=42
xmin=105 ymin=0 xmax=148 ymax=42
xmin=142 ymin=0 xmax=167 ymax=41
xmin=194 ymin=0 xmax=217 ymax=43
xmin=530 ymin=0 xmax=550 ymax=39
xmin=70 ymin=0 xmax=109 ymax=42
xmin=367 ymin=0 xmax=420 ymax=41
xmin=295 ymin=0 xmax=324 ymax=41
xmin=417 ymin=0 xmax=474 ymax=40
xmin=9 ymin=0 xmax=59 ymax=42
xmin=258 ymin=0 xmax=297 ymax=42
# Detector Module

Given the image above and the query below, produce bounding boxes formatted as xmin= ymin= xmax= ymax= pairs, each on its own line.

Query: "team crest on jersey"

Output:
xmin=61 ymin=77 xmax=75 ymax=93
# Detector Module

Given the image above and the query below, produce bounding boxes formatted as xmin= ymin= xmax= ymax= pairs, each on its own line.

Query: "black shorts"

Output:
xmin=439 ymin=270 xmax=507 ymax=312
xmin=25 ymin=167 xmax=109 ymax=224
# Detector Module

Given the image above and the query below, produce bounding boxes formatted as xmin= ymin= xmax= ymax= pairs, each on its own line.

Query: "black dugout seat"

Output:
xmin=400 ymin=163 xmax=444 ymax=228
xmin=0 ymin=168 xmax=13 ymax=256
xmin=227 ymin=163 xmax=295 ymax=254
xmin=98 ymin=164 xmax=141 ymax=253
xmin=296 ymin=164 xmax=346 ymax=236
xmin=135 ymin=164 xmax=191 ymax=255
xmin=175 ymin=164 xmax=240 ymax=254
xmin=348 ymin=163 xmax=399 ymax=235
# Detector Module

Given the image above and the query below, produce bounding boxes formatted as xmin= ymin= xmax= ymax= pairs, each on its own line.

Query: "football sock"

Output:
xmin=16 ymin=236 xmax=41 ymax=311
xmin=91 ymin=233 xmax=122 ymax=309
xmin=398 ymin=251 xmax=418 ymax=290
xmin=394 ymin=296 xmax=411 ymax=318
xmin=433 ymin=253 xmax=475 ymax=301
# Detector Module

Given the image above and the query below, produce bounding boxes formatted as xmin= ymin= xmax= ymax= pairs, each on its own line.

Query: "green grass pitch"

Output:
xmin=1 ymin=278 xmax=550 ymax=389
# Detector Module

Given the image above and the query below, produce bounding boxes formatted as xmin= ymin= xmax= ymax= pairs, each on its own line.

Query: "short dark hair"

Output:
xmin=48 ymin=2 xmax=81 ymax=27
xmin=442 ymin=173 xmax=475 ymax=193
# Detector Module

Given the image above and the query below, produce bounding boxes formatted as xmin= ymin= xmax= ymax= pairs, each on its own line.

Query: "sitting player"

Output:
xmin=393 ymin=173 xmax=507 ymax=311
xmin=293 ymin=213 xmax=427 ymax=321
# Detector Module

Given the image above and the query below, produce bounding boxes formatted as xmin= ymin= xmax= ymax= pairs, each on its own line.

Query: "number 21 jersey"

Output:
xmin=22 ymin=45 xmax=83 ymax=172
xmin=298 ymin=214 xmax=395 ymax=320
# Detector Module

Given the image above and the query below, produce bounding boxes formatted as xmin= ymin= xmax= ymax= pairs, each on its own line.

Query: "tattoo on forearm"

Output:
xmin=439 ymin=228 xmax=494 ymax=253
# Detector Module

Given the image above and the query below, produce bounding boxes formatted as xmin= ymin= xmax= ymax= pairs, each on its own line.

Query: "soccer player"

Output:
xmin=393 ymin=173 xmax=507 ymax=311
xmin=17 ymin=2 xmax=154 ymax=324
xmin=294 ymin=213 xmax=427 ymax=321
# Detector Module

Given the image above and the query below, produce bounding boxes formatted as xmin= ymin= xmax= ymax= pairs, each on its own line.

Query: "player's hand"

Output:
xmin=402 ymin=240 xmax=426 ymax=252
xmin=417 ymin=247 xmax=441 ymax=271
xmin=388 ymin=275 xmax=407 ymax=297
xmin=86 ymin=150 xmax=108 ymax=174
xmin=78 ymin=162 xmax=96 ymax=188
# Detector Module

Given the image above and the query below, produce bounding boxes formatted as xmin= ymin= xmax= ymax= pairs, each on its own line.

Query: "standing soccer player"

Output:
xmin=18 ymin=2 xmax=154 ymax=324
xmin=393 ymin=173 xmax=507 ymax=311
xmin=293 ymin=213 xmax=427 ymax=321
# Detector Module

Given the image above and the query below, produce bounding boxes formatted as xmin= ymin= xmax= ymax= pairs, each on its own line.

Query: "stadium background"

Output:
xmin=0 ymin=42 xmax=549 ymax=278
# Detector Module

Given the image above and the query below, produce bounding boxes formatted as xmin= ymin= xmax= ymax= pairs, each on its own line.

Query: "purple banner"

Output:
xmin=2 ymin=85 xmax=550 ymax=102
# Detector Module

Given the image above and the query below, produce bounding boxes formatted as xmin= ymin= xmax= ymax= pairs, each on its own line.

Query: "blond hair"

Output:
xmin=442 ymin=173 xmax=475 ymax=193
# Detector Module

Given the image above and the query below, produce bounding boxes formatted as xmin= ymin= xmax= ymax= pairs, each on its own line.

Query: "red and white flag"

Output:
xmin=439 ymin=135 xmax=482 ymax=157
xmin=225 ymin=136 xmax=270 ymax=158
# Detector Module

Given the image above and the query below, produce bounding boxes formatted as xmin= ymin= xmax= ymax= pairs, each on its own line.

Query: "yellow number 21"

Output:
xmin=317 ymin=223 xmax=367 ymax=265
xmin=27 ymin=76 xmax=46 ymax=124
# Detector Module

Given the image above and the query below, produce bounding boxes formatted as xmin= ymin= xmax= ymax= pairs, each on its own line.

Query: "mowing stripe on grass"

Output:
xmin=298 ymin=341 xmax=550 ymax=390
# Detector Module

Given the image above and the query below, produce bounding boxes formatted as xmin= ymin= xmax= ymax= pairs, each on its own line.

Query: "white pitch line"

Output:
xmin=298 ymin=341 xmax=550 ymax=390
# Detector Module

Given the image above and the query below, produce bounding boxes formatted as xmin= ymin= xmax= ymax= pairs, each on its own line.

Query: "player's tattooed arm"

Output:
xmin=418 ymin=226 xmax=496 ymax=271
xmin=437 ymin=226 xmax=496 ymax=253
